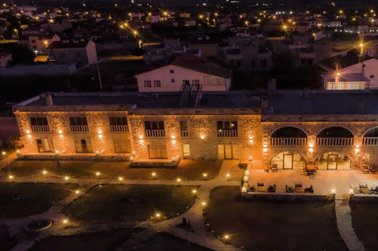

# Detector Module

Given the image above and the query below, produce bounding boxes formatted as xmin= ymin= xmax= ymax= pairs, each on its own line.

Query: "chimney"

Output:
xmin=45 ymin=93 xmax=53 ymax=106
xmin=267 ymin=78 xmax=276 ymax=95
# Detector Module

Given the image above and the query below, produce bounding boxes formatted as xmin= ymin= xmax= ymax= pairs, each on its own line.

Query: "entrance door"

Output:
xmin=327 ymin=154 xmax=338 ymax=170
xmin=217 ymin=145 xmax=225 ymax=159
xmin=183 ymin=144 xmax=190 ymax=159
xmin=283 ymin=153 xmax=293 ymax=169
xmin=148 ymin=144 xmax=168 ymax=159
xmin=224 ymin=145 xmax=233 ymax=159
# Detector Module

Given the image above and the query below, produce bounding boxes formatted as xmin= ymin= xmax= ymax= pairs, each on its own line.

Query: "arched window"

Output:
xmin=271 ymin=127 xmax=307 ymax=146
xmin=363 ymin=127 xmax=378 ymax=146
xmin=316 ymin=127 xmax=353 ymax=146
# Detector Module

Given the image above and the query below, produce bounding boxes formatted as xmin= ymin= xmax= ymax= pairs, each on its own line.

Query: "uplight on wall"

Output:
xmin=200 ymin=134 xmax=205 ymax=140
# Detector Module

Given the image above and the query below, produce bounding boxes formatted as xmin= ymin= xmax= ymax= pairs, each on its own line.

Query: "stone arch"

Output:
xmin=316 ymin=126 xmax=354 ymax=137
xmin=268 ymin=125 xmax=309 ymax=136
xmin=270 ymin=151 xmax=307 ymax=170
xmin=314 ymin=151 xmax=352 ymax=170
xmin=271 ymin=126 xmax=307 ymax=138
xmin=363 ymin=126 xmax=378 ymax=137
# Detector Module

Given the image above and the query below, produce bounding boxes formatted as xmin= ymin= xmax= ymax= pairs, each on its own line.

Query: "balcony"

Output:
xmin=217 ymin=130 xmax=238 ymax=137
xmin=70 ymin=125 xmax=89 ymax=133
xmin=181 ymin=131 xmax=189 ymax=137
xmin=270 ymin=137 xmax=307 ymax=146
xmin=110 ymin=125 xmax=129 ymax=133
xmin=31 ymin=125 xmax=50 ymax=133
xmin=145 ymin=129 xmax=166 ymax=137
xmin=362 ymin=137 xmax=378 ymax=146
xmin=316 ymin=137 xmax=354 ymax=146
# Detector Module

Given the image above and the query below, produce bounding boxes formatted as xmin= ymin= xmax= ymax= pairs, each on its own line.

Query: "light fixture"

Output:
xmin=75 ymin=190 xmax=80 ymax=194
xmin=118 ymin=177 xmax=124 ymax=181
xmin=64 ymin=176 xmax=70 ymax=180
xmin=201 ymin=201 xmax=207 ymax=206
xmin=331 ymin=189 xmax=336 ymax=194
xmin=151 ymin=172 xmax=156 ymax=177
xmin=192 ymin=189 xmax=197 ymax=194
xmin=42 ymin=170 xmax=47 ymax=175
xmin=95 ymin=171 xmax=101 ymax=176
xmin=200 ymin=134 xmax=205 ymax=140
xmin=203 ymin=173 xmax=208 ymax=178
xmin=176 ymin=178 xmax=182 ymax=182
xmin=241 ymin=187 xmax=247 ymax=192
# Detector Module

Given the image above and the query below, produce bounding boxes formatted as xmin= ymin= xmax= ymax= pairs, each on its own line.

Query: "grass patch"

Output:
xmin=205 ymin=186 xmax=346 ymax=250
xmin=136 ymin=232 xmax=210 ymax=251
xmin=62 ymin=184 xmax=196 ymax=224
xmin=0 ymin=183 xmax=78 ymax=218
xmin=351 ymin=202 xmax=378 ymax=251
xmin=1 ymin=160 xmax=221 ymax=180
xmin=30 ymin=228 xmax=143 ymax=251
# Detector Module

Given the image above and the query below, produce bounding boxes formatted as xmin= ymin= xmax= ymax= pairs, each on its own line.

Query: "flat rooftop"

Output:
xmin=264 ymin=90 xmax=378 ymax=115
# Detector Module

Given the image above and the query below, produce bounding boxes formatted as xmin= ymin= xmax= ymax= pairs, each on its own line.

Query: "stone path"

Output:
xmin=335 ymin=199 xmax=365 ymax=251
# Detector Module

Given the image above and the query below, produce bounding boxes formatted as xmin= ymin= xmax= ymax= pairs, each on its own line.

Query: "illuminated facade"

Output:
xmin=13 ymin=90 xmax=378 ymax=169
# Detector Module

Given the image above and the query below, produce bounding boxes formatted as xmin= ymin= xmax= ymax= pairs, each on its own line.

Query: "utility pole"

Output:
xmin=96 ymin=62 xmax=103 ymax=91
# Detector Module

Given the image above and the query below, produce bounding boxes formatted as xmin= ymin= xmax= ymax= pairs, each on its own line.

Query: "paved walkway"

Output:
xmin=335 ymin=199 xmax=365 ymax=251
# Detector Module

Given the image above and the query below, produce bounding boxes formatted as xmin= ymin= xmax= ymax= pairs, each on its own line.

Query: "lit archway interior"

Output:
xmin=315 ymin=152 xmax=351 ymax=170
xmin=270 ymin=152 xmax=306 ymax=170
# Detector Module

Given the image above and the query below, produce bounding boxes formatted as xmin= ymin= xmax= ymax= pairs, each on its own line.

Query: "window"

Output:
xmin=180 ymin=121 xmax=189 ymax=137
xmin=153 ymin=80 xmax=161 ymax=87
xmin=170 ymin=69 xmax=174 ymax=73
xmin=75 ymin=138 xmax=93 ymax=153
xmin=144 ymin=80 xmax=152 ymax=87
xmin=109 ymin=117 xmax=127 ymax=125
xmin=261 ymin=60 xmax=267 ymax=68
xmin=30 ymin=117 xmax=48 ymax=125
xmin=70 ymin=117 xmax=88 ymax=125
xmin=145 ymin=121 xmax=165 ymax=130
xmin=192 ymin=80 xmax=200 ymax=85
xmin=217 ymin=121 xmax=238 ymax=130
xmin=36 ymin=138 xmax=54 ymax=153
xmin=171 ymin=79 xmax=175 ymax=83
xmin=370 ymin=75 xmax=375 ymax=79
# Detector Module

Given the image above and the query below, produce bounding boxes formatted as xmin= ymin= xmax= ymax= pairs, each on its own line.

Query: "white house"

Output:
xmin=135 ymin=56 xmax=231 ymax=92
xmin=320 ymin=58 xmax=378 ymax=90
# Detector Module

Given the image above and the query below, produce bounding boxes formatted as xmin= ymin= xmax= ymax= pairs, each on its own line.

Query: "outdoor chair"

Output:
xmin=286 ymin=185 xmax=294 ymax=193
xmin=257 ymin=182 xmax=267 ymax=192
xmin=295 ymin=182 xmax=304 ymax=193
xmin=268 ymin=185 xmax=276 ymax=193
xmin=304 ymin=185 xmax=314 ymax=193
xmin=370 ymin=164 xmax=377 ymax=174
xmin=362 ymin=165 xmax=369 ymax=174
xmin=359 ymin=183 xmax=370 ymax=194
xmin=271 ymin=164 xmax=278 ymax=173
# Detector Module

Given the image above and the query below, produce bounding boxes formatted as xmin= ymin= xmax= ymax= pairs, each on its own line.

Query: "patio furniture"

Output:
xmin=286 ymin=185 xmax=294 ymax=193
xmin=362 ymin=165 xmax=369 ymax=174
xmin=271 ymin=164 xmax=278 ymax=173
xmin=304 ymin=185 xmax=314 ymax=193
xmin=295 ymin=182 xmax=304 ymax=193
xmin=257 ymin=182 xmax=267 ymax=192
xmin=305 ymin=163 xmax=317 ymax=175
xmin=268 ymin=185 xmax=276 ymax=193
xmin=370 ymin=164 xmax=377 ymax=174
xmin=359 ymin=183 xmax=370 ymax=194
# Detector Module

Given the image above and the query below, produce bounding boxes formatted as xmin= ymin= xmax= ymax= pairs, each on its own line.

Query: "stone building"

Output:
xmin=12 ymin=90 xmax=378 ymax=170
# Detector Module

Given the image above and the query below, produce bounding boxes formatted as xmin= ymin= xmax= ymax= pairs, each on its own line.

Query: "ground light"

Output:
xmin=151 ymin=172 xmax=156 ymax=177
xmin=64 ymin=176 xmax=70 ymax=180
xmin=62 ymin=219 xmax=69 ymax=224
xmin=155 ymin=212 xmax=161 ymax=218
xmin=331 ymin=189 xmax=336 ymax=194
xmin=42 ymin=170 xmax=47 ymax=175
xmin=223 ymin=234 xmax=230 ymax=240
xmin=192 ymin=189 xmax=197 ymax=194
xmin=226 ymin=173 xmax=230 ymax=178
xmin=349 ymin=188 xmax=354 ymax=194
xmin=8 ymin=175 xmax=14 ymax=180
xmin=176 ymin=178 xmax=182 ymax=183
xmin=95 ymin=171 xmax=101 ymax=176
xmin=201 ymin=201 xmax=207 ymax=206
xmin=75 ymin=190 xmax=80 ymax=194
xmin=118 ymin=177 xmax=124 ymax=181
xmin=202 ymin=173 xmax=208 ymax=178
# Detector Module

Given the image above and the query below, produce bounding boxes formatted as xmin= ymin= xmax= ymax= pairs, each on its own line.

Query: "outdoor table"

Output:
xmin=257 ymin=186 xmax=267 ymax=192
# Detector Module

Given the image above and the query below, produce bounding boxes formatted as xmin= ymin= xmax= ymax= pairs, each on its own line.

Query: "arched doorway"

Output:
xmin=316 ymin=127 xmax=354 ymax=146
xmin=315 ymin=152 xmax=351 ymax=170
xmin=270 ymin=127 xmax=307 ymax=146
xmin=271 ymin=152 xmax=306 ymax=170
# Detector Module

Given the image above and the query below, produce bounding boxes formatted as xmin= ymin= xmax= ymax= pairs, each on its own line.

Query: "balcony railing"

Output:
xmin=270 ymin=137 xmax=307 ymax=146
xmin=110 ymin=125 xmax=129 ymax=133
xmin=145 ymin=129 xmax=166 ymax=137
xmin=217 ymin=130 xmax=238 ymax=137
xmin=362 ymin=137 xmax=378 ymax=146
xmin=181 ymin=131 xmax=189 ymax=137
xmin=70 ymin=125 xmax=89 ymax=133
xmin=31 ymin=125 xmax=50 ymax=133
xmin=316 ymin=137 xmax=354 ymax=146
